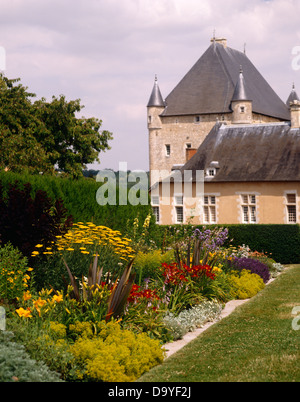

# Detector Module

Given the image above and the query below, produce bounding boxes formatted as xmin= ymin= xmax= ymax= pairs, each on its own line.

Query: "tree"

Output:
xmin=0 ymin=75 xmax=52 ymax=174
xmin=0 ymin=74 xmax=113 ymax=177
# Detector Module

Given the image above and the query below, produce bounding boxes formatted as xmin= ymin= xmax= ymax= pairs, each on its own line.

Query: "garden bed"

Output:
xmin=0 ymin=220 xmax=286 ymax=382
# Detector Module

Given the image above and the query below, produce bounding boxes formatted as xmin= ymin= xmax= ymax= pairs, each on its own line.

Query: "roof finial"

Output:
xmin=155 ymin=74 xmax=158 ymax=82
xmin=292 ymin=82 xmax=295 ymax=90
xmin=240 ymin=65 xmax=243 ymax=74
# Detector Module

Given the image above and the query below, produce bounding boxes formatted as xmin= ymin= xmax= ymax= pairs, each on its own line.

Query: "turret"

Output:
xmin=286 ymin=83 xmax=299 ymax=109
xmin=231 ymin=67 xmax=253 ymax=124
xmin=290 ymin=100 xmax=300 ymax=128
xmin=147 ymin=75 xmax=165 ymax=129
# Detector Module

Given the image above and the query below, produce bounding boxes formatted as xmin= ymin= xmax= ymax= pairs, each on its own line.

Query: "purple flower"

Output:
xmin=229 ymin=257 xmax=271 ymax=283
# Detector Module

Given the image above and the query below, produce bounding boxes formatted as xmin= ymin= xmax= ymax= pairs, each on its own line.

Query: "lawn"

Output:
xmin=138 ymin=264 xmax=300 ymax=382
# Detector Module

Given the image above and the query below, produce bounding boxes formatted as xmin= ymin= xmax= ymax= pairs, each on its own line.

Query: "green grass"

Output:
xmin=138 ymin=265 xmax=300 ymax=382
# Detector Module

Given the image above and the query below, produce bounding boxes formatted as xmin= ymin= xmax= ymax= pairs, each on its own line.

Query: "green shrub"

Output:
xmin=163 ymin=300 xmax=223 ymax=340
xmin=0 ymin=171 xmax=153 ymax=234
xmin=70 ymin=321 xmax=164 ymax=382
xmin=133 ymin=249 xmax=174 ymax=285
xmin=0 ymin=180 xmax=72 ymax=258
xmin=14 ymin=319 xmax=164 ymax=382
xmin=228 ymin=269 xmax=265 ymax=299
xmin=0 ymin=243 xmax=33 ymax=303
xmin=154 ymin=224 xmax=300 ymax=264
xmin=0 ymin=331 xmax=63 ymax=382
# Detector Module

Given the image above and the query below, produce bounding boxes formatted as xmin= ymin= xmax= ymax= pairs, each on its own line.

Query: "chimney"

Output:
xmin=186 ymin=148 xmax=197 ymax=162
xmin=290 ymin=100 xmax=300 ymax=128
xmin=211 ymin=37 xmax=227 ymax=48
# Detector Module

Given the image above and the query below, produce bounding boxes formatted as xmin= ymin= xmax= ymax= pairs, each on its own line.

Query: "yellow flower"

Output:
xmin=52 ymin=294 xmax=63 ymax=303
xmin=16 ymin=307 xmax=32 ymax=318
xmin=34 ymin=297 xmax=47 ymax=309
xmin=35 ymin=244 xmax=43 ymax=248
xmin=23 ymin=291 xmax=32 ymax=301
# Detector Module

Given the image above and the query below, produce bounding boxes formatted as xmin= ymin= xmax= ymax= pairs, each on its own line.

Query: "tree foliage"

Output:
xmin=0 ymin=74 xmax=113 ymax=177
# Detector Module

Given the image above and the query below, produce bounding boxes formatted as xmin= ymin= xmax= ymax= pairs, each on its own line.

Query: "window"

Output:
xmin=206 ymin=168 xmax=216 ymax=177
xmin=151 ymin=196 xmax=159 ymax=205
xmin=186 ymin=143 xmax=191 ymax=149
xmin=175 ymin=195 xmax=184 ymax=223
xmin=286 ymin=193 xmax=297 ymax=223
xmin=241 ymin=194 xmax=256 ymax=223
xmin=203 ymin=195 xmax=216 ymax=223
xmin=195 ymin=116 xmax=201 ymax=123
xmin=152 ymin=206 xmax=160 ymax=223
xmin=148 ymin=115 xmax=152 ymax=124
xmin=151 ymin=196 xmax=160 ymax=223
xmin=240 ymin=106 xmax=245 ymax=113
xmin=165 ymin=144 xmax=171 ymax=156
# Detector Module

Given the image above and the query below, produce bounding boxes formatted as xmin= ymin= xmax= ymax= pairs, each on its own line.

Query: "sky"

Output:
xmin=1 ymin=0 xmax=300 ymax=172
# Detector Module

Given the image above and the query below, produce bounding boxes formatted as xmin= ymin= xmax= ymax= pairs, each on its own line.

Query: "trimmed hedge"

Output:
xmin=0 ymin=171 xmax=152 ymax=233
xmin=154 ymin=224 xmax=300 ymax=264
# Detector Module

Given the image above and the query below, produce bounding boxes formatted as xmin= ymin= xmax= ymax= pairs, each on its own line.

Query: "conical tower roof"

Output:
xmin=286 ymin=83 xmax=300 ymax=108
xmin=232 ymin=67 xmax=251 ymax=101
xmin=147 ymin=76 xmax=165 ymax=107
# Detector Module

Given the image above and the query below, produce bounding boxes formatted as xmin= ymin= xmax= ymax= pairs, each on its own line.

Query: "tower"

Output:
xmin=286 ymin=83 xmax=300 ymax=108
xmin=231 ymin=67 xmax=253 ymax=124
xmin=147 ymin=76 xmax=165 ymax=174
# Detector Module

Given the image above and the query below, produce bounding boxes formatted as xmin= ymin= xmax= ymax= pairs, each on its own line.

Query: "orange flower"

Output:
xmin=16 ymin=307 xmax=32 ymax=318
xmin=52 ymin=294 xmax=63 ymax=303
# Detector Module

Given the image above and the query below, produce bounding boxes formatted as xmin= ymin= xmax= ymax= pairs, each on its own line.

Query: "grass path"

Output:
xmin=138 ymin=265 xmax=300 ymax=382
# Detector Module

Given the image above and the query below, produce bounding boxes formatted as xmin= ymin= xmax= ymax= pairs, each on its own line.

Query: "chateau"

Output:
xmin=147 ymin=38 xmax=300 ymax=225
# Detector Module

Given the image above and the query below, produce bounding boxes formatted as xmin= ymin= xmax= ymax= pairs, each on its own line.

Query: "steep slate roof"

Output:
xmin=181 ymin=122 xmax=300 ymax=182
xmin=161 ymin=42 xmax=290 ymax=120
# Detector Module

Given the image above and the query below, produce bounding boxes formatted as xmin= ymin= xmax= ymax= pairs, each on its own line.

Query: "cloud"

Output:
xmin=0 ymin=0 xmax=299 ymax=171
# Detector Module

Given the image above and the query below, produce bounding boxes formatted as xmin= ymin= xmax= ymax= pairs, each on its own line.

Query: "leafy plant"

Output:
xmin=0 ymin=181 xmax=72 ymax=258
xmin=0 ymin=331 xmax=63 ymax=382
xmin=173 ymin=227 xmax=229 ymax=268
xmin=64 ymin=253 xmax=136 ymax=322
xmin=133 ymin=249 xmax=174 ymax=285
xmin=228 ymin=257 xmax=271 ymax=283
xmin=0 ymin=242 xmax=33 ymax=303
xmin=228 ymin=269 xmax=265 ymax=299
xmin=163 ymin=300 xmax=223 ymax=340
xmin=68 ymin=320 xmax=165 ymax=382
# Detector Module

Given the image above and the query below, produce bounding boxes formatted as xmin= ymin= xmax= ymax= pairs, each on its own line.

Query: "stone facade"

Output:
xmin=148 ymin=110 xmax=282 ymax=177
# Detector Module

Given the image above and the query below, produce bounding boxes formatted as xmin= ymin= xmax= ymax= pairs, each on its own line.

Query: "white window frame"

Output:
xmin=241 ymin=194 xmax=257 ymax=223
xmin=151 ymin=196 xmax=160 ymax=224
xmin=152 ymin=206 xmax=160 ymax=223
xmin=174 ymin=194 xmax=184 ymax=224
xmin=285 ymin=192 xmax=297 ymax=224
xmin=203 ymin=195 xmax=217 ymax=224
xmin=206 ymin=168 xmax=216 ymax=177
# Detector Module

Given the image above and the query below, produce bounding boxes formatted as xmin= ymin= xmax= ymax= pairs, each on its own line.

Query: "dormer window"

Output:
xmin=206 ymin=168 xmax=216 ymax=177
